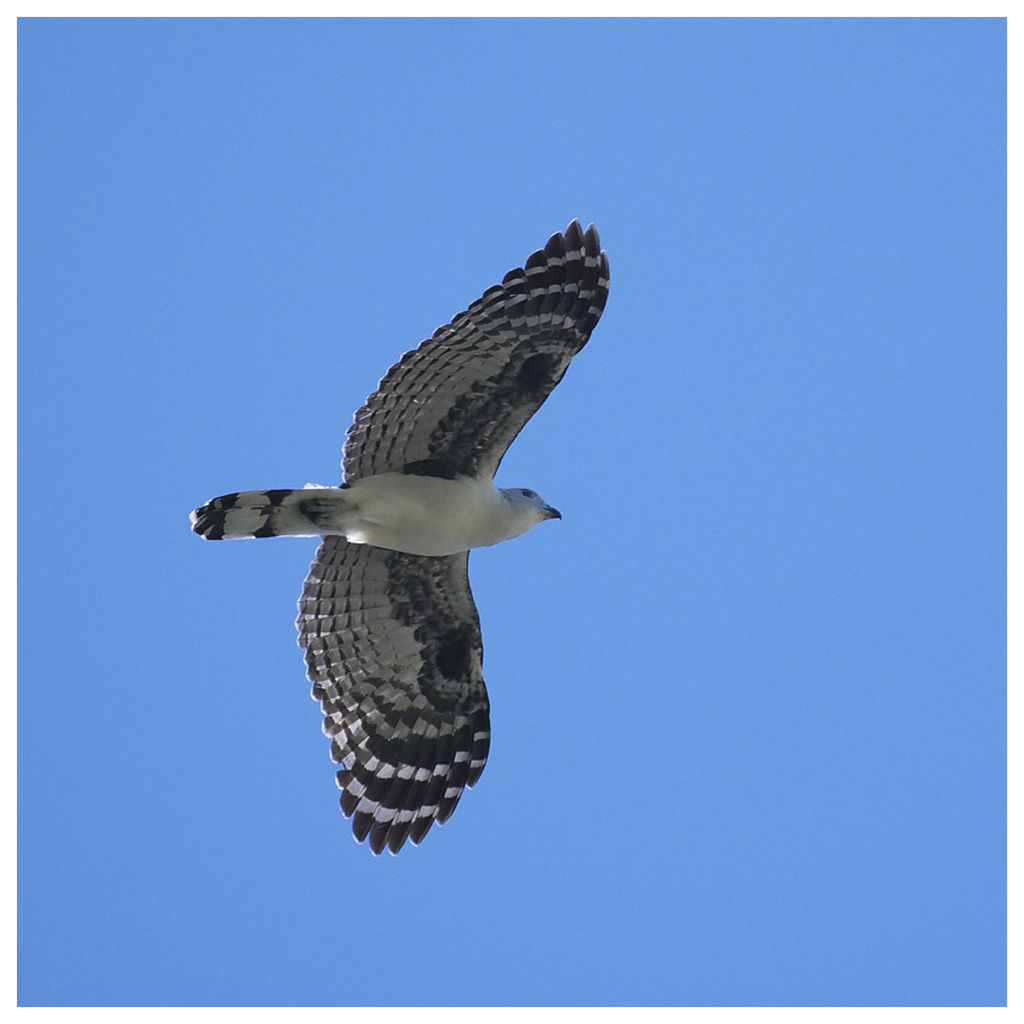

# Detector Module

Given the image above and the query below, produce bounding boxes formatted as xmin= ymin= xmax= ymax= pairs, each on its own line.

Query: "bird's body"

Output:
xmin=191 ymin=220 xmax=609 ymax=854
xmin=192 ymin=472 xmax=561 ymax=556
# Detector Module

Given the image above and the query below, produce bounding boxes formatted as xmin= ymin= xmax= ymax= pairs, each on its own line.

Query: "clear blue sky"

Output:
xmin=18 ymin=17 xmax=1005 ymax=1007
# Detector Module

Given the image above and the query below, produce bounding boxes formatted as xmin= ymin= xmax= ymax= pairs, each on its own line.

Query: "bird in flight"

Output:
xmin=191 ymin=220 xmax=610 ymax=854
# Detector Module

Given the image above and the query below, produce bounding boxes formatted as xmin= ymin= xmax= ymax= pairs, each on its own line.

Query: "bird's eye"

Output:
xmin=521 ymin=489 xmax=535 ymax=499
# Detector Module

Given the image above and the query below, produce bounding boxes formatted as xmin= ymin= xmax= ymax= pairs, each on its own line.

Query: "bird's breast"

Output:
xmin=344 ymin=472 xmax=512 ymax=556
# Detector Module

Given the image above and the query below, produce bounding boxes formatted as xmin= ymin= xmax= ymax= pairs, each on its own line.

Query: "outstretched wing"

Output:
xmin=342 ymin=219 xmax=609 ymax=483
xmin=297 ymin=537 xmax=489 ymax=854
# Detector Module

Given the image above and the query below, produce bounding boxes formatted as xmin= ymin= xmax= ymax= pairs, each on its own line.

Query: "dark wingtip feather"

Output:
xmin=352 ymin=810 xmax=375 ymax=846
xmin=386 ymin=822 xmax=412 ymax=855
xmin=525 ymin=247 xmax=549 ymax=270
xmin=408 ymin=814 xmax=436 ymax=847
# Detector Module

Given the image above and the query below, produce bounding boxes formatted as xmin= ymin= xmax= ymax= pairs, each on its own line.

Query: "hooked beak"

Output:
xmin=543 ymin=504 xmax=562 ymax=521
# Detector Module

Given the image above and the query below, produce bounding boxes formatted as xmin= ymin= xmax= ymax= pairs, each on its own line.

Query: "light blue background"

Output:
xmin=18 ymin=17 xmax=1005 ymax=1007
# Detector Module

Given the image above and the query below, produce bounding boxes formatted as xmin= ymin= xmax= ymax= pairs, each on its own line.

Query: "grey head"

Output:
xmin=500 ymin=486 xmax=562 ymax=533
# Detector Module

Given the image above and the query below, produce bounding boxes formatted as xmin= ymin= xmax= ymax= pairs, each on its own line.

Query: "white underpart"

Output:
xmin=308 ymin=472 xmax=551 ymax=557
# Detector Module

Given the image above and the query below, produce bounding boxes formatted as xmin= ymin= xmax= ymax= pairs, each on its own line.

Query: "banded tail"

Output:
xmin=190 ymin=487 xmax=350 ymax=540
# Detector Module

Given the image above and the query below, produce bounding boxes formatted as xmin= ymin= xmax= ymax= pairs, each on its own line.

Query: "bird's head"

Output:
xmin=501 ymin=487 xmax=561 ymax=535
